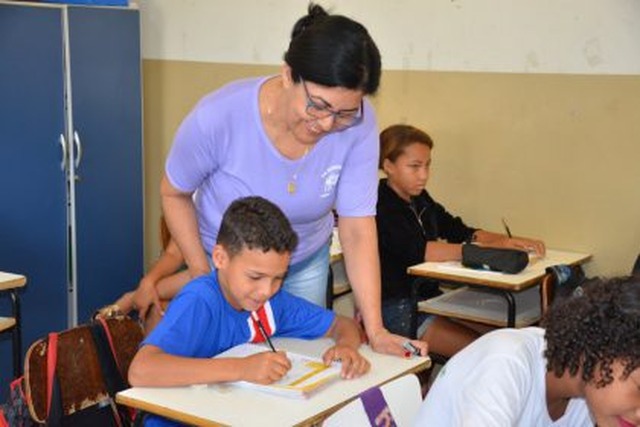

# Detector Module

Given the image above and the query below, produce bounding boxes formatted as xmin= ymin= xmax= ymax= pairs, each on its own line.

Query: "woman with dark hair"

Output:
xmin=154 ymin=4 xmax=422 ymax=356
xmin=416 ymin=276 xmax=640 ymax=426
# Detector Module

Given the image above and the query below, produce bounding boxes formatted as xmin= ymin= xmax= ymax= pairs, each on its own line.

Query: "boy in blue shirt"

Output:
xmin=128 ymin=196 xmax=369 ymax=425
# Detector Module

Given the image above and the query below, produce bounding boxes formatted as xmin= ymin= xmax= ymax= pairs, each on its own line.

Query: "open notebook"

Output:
xmin=215 ymin=343 xmax=341 ymax=399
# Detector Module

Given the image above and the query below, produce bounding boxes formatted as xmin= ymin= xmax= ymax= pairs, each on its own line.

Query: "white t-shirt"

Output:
xmin=415 ymin=327 xmax=593 ymax=427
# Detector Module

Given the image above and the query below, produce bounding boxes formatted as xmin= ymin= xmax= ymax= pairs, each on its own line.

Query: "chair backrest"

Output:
xmin=632 ymin=254 xmax=640 ymax=277
xmin=322 ymin=374 xmax=422 ymax=427
xmin=540 ymin=264 xmax=587 ymax=315
xmin=24 ymin=317 xmax=143 ymax=423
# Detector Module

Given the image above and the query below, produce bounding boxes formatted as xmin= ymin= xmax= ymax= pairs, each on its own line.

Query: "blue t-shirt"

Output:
xmin=142 ymin=272 xmax=336 ymax=426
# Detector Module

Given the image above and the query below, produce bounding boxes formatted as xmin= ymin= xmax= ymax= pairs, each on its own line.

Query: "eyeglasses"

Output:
xmin=300 ymin=79 xmax=364 ymax=130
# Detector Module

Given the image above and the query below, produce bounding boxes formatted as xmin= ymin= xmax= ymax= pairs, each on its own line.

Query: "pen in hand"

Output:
xmin=501 ymin=217 xmax=513 ymax=238
xmin=403 ymin=341 xmax=421 ymax=358
xmin=251 ymin=311 xmax=276 ymax=352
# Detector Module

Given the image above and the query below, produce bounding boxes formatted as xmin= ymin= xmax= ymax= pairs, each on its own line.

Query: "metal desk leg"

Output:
xmin=10 ymin=289 xmax=22 ymax=378
xmin=325 ymin=266 xmax=334 ymax=310
xmin=499 ymin=290 xmax=516 ymax=328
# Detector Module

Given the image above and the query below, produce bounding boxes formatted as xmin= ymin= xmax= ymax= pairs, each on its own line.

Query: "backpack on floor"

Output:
xmin=0 ymin=376 xmax=35 ymax=427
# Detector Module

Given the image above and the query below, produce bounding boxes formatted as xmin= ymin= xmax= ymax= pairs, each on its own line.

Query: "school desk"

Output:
xmin=408 ymin=249 xmax=591 ymax=328
xmin=0 ymin=271 xmax=26 ymax=377
xmin=116 ymin=337 xmax=430 ymax=426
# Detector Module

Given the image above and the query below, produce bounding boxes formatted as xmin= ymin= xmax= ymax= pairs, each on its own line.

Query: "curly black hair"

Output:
xmin=217 ymin=196 xmax=298 ymax=258
xmin=542 ymin=276 xmax=640 ymax=387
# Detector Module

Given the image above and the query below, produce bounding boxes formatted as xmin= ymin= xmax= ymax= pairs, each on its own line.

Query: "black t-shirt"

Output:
xmin=376 ymin=179 xmax=476 ymax=300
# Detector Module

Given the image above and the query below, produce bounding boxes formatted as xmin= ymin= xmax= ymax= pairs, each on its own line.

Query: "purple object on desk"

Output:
xmin=360 ymin=386 xmax=398 ymax=427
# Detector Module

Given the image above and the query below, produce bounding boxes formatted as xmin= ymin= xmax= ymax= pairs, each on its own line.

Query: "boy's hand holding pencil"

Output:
xmin=242 ymin=351 xmax=292 ymax=385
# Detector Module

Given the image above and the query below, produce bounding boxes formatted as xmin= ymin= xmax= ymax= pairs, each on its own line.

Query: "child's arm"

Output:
xmin=321 ymin=315 xmax=371 ymax=379
xmin=155 ymin=270 xmax=191 ymax=301
xmin=132 ymin=239 xmax=186 ymax=319
xmin=128 ymin=344 xmax=292 ymax=387
xmin=473 ymin=230 xmax=546 ymax=256
xmin=424 ymin=231 xmax=546 ymax=262
xmin=425 ymin=241 xmax=464 ymax=262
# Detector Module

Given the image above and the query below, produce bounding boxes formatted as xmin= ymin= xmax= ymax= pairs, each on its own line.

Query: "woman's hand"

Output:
xmin=369 ymin=329 xmax=429 ymax=358
xmin=322 ymin=345 xmax=370 ymax=379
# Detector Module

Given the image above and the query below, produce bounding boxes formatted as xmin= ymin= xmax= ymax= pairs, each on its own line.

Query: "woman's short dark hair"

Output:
xmin=543 ymin=276 xmax=640 ymax=387
xmin=379 ymin=124 xmax=434 ymax=169
xmin=284 ymin=3 xmax=381 ymax=95
xmin=217 ymin=196 xmax=298 ymax=258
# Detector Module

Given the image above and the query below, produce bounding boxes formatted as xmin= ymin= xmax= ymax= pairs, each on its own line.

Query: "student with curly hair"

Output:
xmin=415 ymin=276 xmax=640 ymax=426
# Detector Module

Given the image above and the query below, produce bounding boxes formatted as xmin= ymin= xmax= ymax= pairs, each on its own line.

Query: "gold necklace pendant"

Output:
xmin=287 ymin=147 xmax=310 ymax=195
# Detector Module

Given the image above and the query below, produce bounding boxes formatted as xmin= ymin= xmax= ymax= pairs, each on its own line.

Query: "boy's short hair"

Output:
xmin=216 ymin=196 xmax=298 ymax=258
xmin=543 ymin=276 xmax=640 ymax=387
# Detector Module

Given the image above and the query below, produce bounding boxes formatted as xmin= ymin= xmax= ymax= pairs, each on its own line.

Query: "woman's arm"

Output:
xmin=338 ymin=217 xmax=382 ymax=334
xmin=339 ymin=216 xmax=428 ymax=357
xmin=160 ymin=174 xmax=211 ymax=278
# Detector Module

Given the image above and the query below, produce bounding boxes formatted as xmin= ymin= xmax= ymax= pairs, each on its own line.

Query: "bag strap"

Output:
xmin=45 ymin=332 xmax=58 ymax=419
xmin=45 ymin=333 xmax=64 ymax=427
xmin=97 ymin=318 xmax=138 ymax=424
xmin=96 ymin=317 xmax=123 ymax=373
xmin=90 ymin=321 xmax=129 ymax=427
xmin=46 ymin=375 xmax=63 ymax=427
xmin=89 ymin=322 xmax=127 ymax=397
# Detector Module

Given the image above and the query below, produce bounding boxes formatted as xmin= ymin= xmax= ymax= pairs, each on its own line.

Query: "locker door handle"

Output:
xmin=73 ymin=131 xmax=83 ymax=169
xmin=59 ymin=134 xmax=68 ymax=171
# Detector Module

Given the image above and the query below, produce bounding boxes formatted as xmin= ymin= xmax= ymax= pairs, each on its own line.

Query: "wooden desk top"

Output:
xmin=117 ymin=338 xmax=430 ymax=427
xmin=0 ymin=272 xmax=26 ymax=292
xmin=408 ymin=249 xmax=591 ymax=292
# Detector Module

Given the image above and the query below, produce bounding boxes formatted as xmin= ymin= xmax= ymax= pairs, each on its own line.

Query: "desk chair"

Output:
xmin=325 ymin=267 xmax=335 ymax=309
xmin=326 ymin=260 xmax=352 ymax=310
xmin=632 ymin=254 xmax=640 ymax=277
xmin=0 ymin=272 xmax=26 ymax=378
xmin=540 ymin=264 xmax=586 ymax=315
xmin=409 ymin=279 xmax=449 ymax=367
xmin=322 ymin=374 xmax=422 ymax=427
xmin=24 ymin=317 xmax=143 ymax=425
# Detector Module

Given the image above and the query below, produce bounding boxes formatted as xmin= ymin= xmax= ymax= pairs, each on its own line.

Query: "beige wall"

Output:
xmin=142 ymin=61 xmax=277 ymax=259
xmin=143 ymin=60 xmax=640 ymax=276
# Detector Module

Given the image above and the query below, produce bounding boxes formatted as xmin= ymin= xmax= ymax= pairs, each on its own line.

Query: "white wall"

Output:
xmin=138 ymin=0 xmax=640 ymax=75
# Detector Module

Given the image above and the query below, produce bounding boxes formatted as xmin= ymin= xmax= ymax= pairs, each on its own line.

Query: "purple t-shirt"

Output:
xmin=165 ymin=76 xmax=379 ymax=264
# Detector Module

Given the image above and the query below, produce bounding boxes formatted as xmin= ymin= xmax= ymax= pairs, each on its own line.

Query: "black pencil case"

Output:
xmin=461 ymin=244 xmax=529 ymax=274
